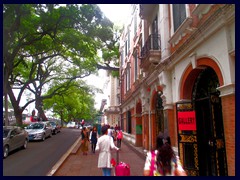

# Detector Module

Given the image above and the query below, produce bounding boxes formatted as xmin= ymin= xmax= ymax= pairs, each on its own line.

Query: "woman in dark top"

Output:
xmin=90 ymin=126 xmax=98 ymax=153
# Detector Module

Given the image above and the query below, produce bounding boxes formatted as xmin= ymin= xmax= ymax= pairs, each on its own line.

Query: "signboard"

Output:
xmin=136 ymin=125 xmax=142 ymax=134
xmin=178 ymin=111 xmax=196 ymax=131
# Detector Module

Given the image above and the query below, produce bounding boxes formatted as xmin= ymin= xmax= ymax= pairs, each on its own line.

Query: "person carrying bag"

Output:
xmin=143 ymin=135 xmax=187 ymax=176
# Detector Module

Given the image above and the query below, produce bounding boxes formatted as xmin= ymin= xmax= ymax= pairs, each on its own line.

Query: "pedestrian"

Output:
xmin=143 ymin=134 xmax=187 ymax=176
xmin=89 ymin=126 xmax=98 ymax=153
xmin=81 ymin=119 xmax=85 ymax=128
xmin=81 ymin=127 xmax=89 ymax=155
xmin=95 ymin=125 xmax=119 ymax=176
xmin=116 ymin=129 xmax=123 ymax=148
xmin=30 ymin=110 xmax=36 ymax=122
xmin=114 ymin=124 xmax=120 ymax=131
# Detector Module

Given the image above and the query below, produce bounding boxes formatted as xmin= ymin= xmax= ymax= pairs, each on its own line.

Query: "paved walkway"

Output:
xmin=52 ymin=138 xmax=146 ymax=176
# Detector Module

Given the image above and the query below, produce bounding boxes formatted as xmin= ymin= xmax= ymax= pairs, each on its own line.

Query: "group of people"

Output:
xmin=80 ymin=124 xmax=123 ymax=176
xmin=80 ymin=124 xmax=186 ymax=176
xmin=80 ymin=124 xmax=123 ymax=154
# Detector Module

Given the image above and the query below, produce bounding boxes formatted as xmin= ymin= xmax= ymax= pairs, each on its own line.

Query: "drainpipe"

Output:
xmin=148 ymin=98 xmax=151 ymax=150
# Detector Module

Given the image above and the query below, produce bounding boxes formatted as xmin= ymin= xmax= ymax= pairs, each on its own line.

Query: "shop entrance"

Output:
xmin=177 ymin=67 xmax=228 ymax=176
xmin=193 ymin=67 xmax=228 ymax=176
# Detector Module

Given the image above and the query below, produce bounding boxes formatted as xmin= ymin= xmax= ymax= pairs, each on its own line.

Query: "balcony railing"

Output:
xmin=139 ymin=4 xmax=156 ymax=19
xmin=139 ymin=34 xmax=161 ymax=69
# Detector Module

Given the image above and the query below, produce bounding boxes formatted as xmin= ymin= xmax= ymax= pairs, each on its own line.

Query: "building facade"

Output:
xmin=104 ymin=74 xmax=121 ymax=127
xmin=99 ymin=72 xmax=121 ymax=127
xmin=119 ymin=4 xmax=235 ymax=176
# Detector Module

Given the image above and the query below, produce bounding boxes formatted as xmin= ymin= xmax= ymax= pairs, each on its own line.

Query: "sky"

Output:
xmin=85 ymin=4 xmax=131 ymax=109
xmin=98 ymin=4 xmax=131 ymax=23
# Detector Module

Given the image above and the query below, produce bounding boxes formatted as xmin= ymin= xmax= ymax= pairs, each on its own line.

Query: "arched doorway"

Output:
xmin=192 ymin=67 xmax=228 ymax=176
xmin=136 ymin=101 xmax=143 ymax=146
xmin=177 ymin=66 xmax=228 ymax=176
xmin=151 ymin=90 xmax=165 ymax=150
xmin=155 ymin=90 xmax=164 ymax=137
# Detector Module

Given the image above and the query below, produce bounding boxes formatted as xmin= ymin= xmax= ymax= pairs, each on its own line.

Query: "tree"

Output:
xmin=3 ymin=4 xmax=115 ymax=125
xmin=43 ymin=80 xmax=99 ymax=125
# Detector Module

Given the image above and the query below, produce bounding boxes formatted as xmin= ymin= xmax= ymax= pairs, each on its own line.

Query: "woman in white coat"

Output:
xmin=96 ymin=125 xmax=119 ymax=176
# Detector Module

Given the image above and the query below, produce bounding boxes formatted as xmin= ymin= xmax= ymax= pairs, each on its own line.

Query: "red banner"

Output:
xmin=178 ymin=111 xmax=196 ymax=131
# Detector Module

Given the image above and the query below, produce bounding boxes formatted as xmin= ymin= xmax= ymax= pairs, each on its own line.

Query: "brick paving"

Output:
xmin=53 ymin=139 xmax=146 ymax=176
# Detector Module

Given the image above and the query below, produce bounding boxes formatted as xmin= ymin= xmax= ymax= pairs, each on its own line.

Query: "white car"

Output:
xmin=66 ymin=122 xmax=76 ymax=128
xmin=25 ymin=122 xmax=52 ymax=141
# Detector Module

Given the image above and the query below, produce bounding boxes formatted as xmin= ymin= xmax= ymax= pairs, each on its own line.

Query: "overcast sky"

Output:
xmin=86 ymin=4 xmax=131 ymax=109
xmin=98 ymin=4 xmax=131 ymax=23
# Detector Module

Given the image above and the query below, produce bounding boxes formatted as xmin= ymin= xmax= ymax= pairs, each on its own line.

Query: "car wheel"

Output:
xmin=42 ymin=134 xmax=46 ymax=141
xmin=3 ymin=145 xmax=9 ymax=158
xmin=22 ymin=139 xmax=28 ymax=149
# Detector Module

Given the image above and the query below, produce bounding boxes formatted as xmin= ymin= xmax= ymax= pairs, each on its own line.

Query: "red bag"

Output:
xmin=111 ymin=158 xmax=116 ymax=167
xmin=115 ymin=162 xmax=130 ymax=176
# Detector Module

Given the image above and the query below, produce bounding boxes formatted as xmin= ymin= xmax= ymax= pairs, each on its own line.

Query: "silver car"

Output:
xmin=3 ymin=126 xmax=29 ymax=158
xmin=25 ymin=122 xmax=52 ymax=141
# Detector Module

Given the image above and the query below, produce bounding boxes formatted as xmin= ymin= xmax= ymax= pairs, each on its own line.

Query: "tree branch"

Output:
xmin=96 ymin=63 xmax=119 ymax=71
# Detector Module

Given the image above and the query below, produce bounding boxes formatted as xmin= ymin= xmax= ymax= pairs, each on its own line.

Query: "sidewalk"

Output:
xmin=49 ymin=137 xmax=146 ymax=176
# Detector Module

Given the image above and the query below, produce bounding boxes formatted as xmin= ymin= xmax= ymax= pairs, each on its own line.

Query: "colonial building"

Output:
xmin=119 ymin=4 xmax=235 ymax=176
xmin=104 ymin=74 xmax=121 ymax=127
xmin=99 ymin=72 xmax=121 ymax=127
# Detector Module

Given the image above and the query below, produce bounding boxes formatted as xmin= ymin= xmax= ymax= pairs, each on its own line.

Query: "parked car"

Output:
xmin=49 ymin=121 xmax=61 ymax=134
xmin=25 ymin=122 xmax=52 ymax=141
xmin=66 ymin=121 xmax=76 ymax=128
xmin=3 ymin=126 xmax=29 ymax=158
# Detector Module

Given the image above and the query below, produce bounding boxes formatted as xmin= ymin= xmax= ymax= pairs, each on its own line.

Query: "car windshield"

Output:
xmin=27 ymin=123 xmax=44 ymax=129
xmin=50 ymin=122 xmax=56 ymax=126
xmin=3 ymin=129 xmax=10 ymax=138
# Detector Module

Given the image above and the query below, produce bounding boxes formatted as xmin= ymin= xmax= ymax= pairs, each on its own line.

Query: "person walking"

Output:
xmin=90 ymin=126 xmax=98 ymax=153
xmin=30 ymin=110 xmax=37 ymax=122
xmin=116 ymin=129 xmax=123 ymax=148
xmin=143 ymin=134 xmax=187 ymax=176
xmin=81 ymin=127 xmax=89 ymax=155
xmin=96 ymin=125 xmax=119 ymax=176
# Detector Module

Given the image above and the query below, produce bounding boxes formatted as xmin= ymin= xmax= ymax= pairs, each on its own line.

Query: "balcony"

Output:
xmin=139 ymin=34 xmax=161 ymax=71
xmin=139 ymin=4 xmax=156 ymax=20
xmin=104 ymin=106 xmax=120 ymax=114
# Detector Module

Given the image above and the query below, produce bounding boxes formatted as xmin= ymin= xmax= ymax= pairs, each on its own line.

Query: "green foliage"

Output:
xmin=3 ymin=4 xmax=118 ymax=125
xmin=43 ymin=80 xmax=98 ymax=122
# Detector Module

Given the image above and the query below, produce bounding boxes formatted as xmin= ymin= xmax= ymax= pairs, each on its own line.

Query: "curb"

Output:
xmin=46 ymin=136 xmax=82 ymax=176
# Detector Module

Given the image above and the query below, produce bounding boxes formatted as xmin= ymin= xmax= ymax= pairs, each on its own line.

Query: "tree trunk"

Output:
xmin=7 ymin=83 xmax=23 ymax=126
xmin=35 ymin=97 xmax=47 ymax=121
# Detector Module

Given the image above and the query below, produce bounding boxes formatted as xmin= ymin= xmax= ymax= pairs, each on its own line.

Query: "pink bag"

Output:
xmin=149 ymin=150 xmax=156 ymax=176
xmin=115 ymin=162 xmax=130 ymax=176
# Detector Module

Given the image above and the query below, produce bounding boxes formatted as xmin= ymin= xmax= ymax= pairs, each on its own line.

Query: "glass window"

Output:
xmin=134 ymin=51 xmax=138 ymax=81
xmin=173 ymin=4 xmax=186 ymax=31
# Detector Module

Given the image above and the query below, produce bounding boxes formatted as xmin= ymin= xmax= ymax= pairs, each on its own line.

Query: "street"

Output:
xmin=3 ymin=128 xmax=81 ymax=176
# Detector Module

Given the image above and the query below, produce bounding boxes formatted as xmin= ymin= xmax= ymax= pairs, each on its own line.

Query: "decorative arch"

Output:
xmin=180 ymin=57 xmax=224 ymax=99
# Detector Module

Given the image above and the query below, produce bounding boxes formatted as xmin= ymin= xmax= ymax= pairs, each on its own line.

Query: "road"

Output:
xmin=3 ymin=128 xmax=81 ymax=176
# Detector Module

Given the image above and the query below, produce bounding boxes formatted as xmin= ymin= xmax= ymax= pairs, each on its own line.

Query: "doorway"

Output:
xmin=193 ymin=67 xmax=228 ymax=176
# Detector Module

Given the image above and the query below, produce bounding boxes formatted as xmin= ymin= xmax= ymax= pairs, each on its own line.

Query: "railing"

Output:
xmin=140 ymin=34 xmax=161 ymax=59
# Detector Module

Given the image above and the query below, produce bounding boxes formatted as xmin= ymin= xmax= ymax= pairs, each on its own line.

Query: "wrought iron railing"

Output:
xmin=140 ymin=34 xmax=161 ymax=58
